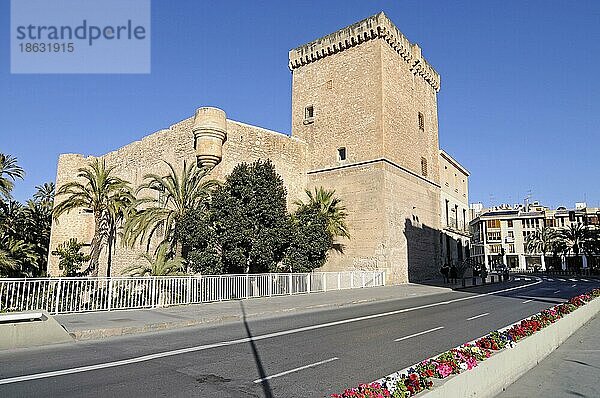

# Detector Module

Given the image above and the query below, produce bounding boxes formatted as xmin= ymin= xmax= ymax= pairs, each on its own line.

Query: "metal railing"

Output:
xmin=0 ymin=271 xmax=386 ymax=314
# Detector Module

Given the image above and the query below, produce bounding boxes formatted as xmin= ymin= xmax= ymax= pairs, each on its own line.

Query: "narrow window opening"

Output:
xmin=304 ymin=105 xmax=314 ymax=124
xmin=418 ymin=112 xmax=425 ymax=131
xmin=337 ymin=147 xmax=347 ymax=161
xmin=420 ymin=157 xmax=428 ymax=177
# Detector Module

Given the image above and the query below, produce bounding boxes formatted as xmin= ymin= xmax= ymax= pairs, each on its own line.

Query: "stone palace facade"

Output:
xmin=48 ymin=12 xmax=470 ymax=284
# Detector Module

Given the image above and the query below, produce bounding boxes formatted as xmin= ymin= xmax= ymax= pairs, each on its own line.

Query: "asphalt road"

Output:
xmin=1 ymin=275 xmax=598 ymax=398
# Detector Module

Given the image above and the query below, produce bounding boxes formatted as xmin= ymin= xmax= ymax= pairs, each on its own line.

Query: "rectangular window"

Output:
xmin=507 ymin=220 xmax=513 ymax=228
xmin=304 ymin=105 xmax=314 ymax=123
xmin=421 ymin=157 xmax=428 ymax=177
xmin=487 ymin=231 xmax=501 ymax=242
xmin=490 ymin=244 xmax=502 ymax=253
xmin=486 ymin=219 xmax=500 ymax=229
xmin=509 ymin=244 xmax=515 ymax=253
xmin=418 ymin=112 xmax=424 ymax=131
xmin=337 ymin=147 xmax=347 ymax=161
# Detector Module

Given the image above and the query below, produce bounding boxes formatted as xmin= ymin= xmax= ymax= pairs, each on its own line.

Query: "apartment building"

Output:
xmin=439 ymin=150 xmax=471 ymax=266
xmin=470 ymin=201 xmax=600 ymax=270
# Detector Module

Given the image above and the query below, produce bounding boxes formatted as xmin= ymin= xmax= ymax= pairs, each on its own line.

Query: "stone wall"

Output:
xmin=48 ymin=116 xmax=307 ymax=277
xmin=308 ymin=159 xmax=441 ymax=285
xmin=381 ymin=161 xmax=441 ymax=283
xmin=306 ymin=161 xmax=386 ymax=274
xmin=291 ymin=39 xmax=383 ymax=171
xmin=381 ymin=41 xmax=440 ymax=184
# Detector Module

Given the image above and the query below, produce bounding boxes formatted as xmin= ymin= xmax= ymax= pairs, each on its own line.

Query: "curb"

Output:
xmin=65 ymin=287 xmax=449 ymax=340
xmin=70 ymin=314 xmax=242 ymax=340
xmin=396 ymin=296 xmax=600 ymax=398
xmin=0 ymin=311 xmax=73 ymax=350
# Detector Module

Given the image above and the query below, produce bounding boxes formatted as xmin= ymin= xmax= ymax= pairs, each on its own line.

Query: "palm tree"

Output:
xmin=123 ymin=160 xmax=218 ymax=255
xmin=20 ymin=200 xmax=52 ymax=275
xmin=0 ymin=153 xmax=25 ymax=199
xmin=525 ymin=227 xmax=558 ymax=270
xmin=294 ymin=187 xmax=350 ymax=252
xmin=0 ymin=236 xmax=39 ymax=277
xmin=53 ymin=159 xmax=134 ymax=277
xmin=559 ymin=223 xmax=591 ymax=270
xmin=33 ymin=182 xmax=55 ymax=206
xmin=121 ymin=243 xmax=185 ymax=276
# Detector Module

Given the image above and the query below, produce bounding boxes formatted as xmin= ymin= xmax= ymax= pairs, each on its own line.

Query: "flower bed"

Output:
xmin=332 ymin=288 xmax=600 ymax=398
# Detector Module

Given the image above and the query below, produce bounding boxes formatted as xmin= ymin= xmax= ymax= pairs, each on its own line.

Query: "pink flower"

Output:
xmin=466 ymin=357 xmax=478 ymax=370
xmin=436 ymin=363 xmax=453 ymax=378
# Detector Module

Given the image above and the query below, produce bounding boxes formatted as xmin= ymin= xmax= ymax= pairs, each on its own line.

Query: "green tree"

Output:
xmin=559 ymin=223 xmax=593 ymax=270
xmin=176 ymin=208 xmax=223 ymax=275
xmin=121 ymin=243 xmax=185 ymax=276
xmin=53 ymin=159 xmax=133 ymax=277
xmin=0 ymin=153 xmax=25 ymax=200
xmin=283 ymin=206 xmax=332 ymax=272
xmin=525 ymin=227 xmax=558 ymax=270
xmin=33 ymin=182 xmax=55 ymax=206
xmin=294 ymin=187 xmax=350 ymax=252
xmin=0 ymin=199 xmax=48 ymax=277
xmin=0 ymin=236 xmax=39 ymax=277
xmin=210 ymin=159 xmax=292 ymax=273
xmin=51 ymin=238 xmax=90 ymax=277
xmin=560 ymin=223 xmax=590 ymax=256
xmin=123 ymin=161 xmax=218 ymax=256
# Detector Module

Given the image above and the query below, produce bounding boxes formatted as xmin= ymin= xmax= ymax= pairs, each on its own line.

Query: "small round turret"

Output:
xmin=192 ymin=107 xmax=227 ymax=169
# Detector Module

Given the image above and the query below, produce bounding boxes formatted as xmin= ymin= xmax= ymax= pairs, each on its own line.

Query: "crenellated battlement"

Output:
xmin=288 ymin=12 xmax=440 ymax=92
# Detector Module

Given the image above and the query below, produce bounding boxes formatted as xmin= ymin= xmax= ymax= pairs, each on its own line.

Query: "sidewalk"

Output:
xmin=419 ymin=273 xmax=507 ymax=289
xmin=497 ymin=313 xmax=600 ymax=398
xmin=55 ymin=283 xmax=453 ymax=340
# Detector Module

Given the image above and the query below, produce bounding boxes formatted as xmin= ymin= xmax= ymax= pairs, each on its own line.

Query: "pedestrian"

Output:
xmin=440 ymin=263 xmax=450 ymax=283
xmin=450 ymin=264 xmax=458 ymax=284
xmin=480 ymin=264 xmax=488 ymax=282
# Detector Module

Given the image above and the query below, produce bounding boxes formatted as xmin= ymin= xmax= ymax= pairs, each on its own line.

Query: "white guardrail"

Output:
xmin=0 ymin=271 xmax=385 ymax=314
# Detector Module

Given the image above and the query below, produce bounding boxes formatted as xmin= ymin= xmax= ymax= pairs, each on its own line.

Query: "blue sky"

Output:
xmin=1 ymin=1 xmax=599 ymax=209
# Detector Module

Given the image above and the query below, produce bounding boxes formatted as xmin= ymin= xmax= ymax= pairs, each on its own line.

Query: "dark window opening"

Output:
xmin=304 ymin=105 xmax=314 ymax=120
xmin=418 ymin=112 xmax=425 ymax=131
xmin=421 ymin=157 xmax=428 ymax=177
xmin=337 ymin=147 xmax=347 ymax=161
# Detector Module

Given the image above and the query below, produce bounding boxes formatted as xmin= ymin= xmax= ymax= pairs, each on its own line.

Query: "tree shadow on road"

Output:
xmin=240 ymin=301 xmax=274 ymax=398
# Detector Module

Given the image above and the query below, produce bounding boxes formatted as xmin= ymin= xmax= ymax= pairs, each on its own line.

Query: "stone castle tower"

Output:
xmin=49 ymin=12 xmax=453 ymax=284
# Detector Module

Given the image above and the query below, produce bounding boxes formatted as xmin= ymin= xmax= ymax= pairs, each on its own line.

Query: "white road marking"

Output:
xmin=252 ymin=357 xmax=339 ymax=383
xmin=571 ymin=284 xmax=577 ymax=288
xmin=522 ymin=299 xmax=534 ymax=304
xmin=582 ymin=279 xmax=590 ymax=282
xmin=547 ymin=278 xmax=554 ymax=281
xmin=467 ymin=313 xmax=490 ymax=321
xmin=0 ymin=279 xmax=542 ymax=386
xmin=554 ymin=290 xmax=561 ymax=294
xmin=558 ymin=278 xmax=566 ymax=281
xmin=394 ymin=326 xmax=444 ymax=342
xmin=569 ymin=278 xmax=577 ymax=282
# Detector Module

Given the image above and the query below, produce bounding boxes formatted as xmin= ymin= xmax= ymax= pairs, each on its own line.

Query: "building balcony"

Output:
xmin=445 ymin=218 xmax=471 ymax=235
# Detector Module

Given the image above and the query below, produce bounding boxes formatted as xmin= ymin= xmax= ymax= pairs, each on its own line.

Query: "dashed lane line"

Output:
xmin=0 ymin=278 xmax=542 ymax=386
xmin=467 ymin=313 xmax=490 ymax=321
xmin=394 ymin=326 xmax=445 ymax=342
xmin=252 ymin=357 xmax=339 ymax=383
